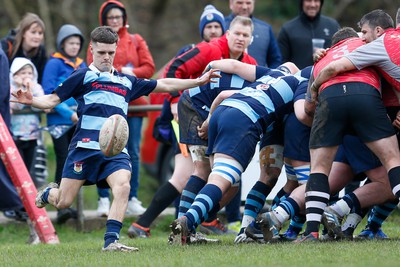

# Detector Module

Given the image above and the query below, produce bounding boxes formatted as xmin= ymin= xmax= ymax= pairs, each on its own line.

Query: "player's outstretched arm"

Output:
xmin=204 ymin=59 xmax=257 ymax=82
xmin=153 ymin=69 xmax=221 ymax=93
xmin=11 ymin=86 xmax=61 ymax=110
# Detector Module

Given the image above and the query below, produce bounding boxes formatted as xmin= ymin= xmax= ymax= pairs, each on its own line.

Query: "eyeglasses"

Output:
xmin=106 ymin=15 xmax=123 ymax=21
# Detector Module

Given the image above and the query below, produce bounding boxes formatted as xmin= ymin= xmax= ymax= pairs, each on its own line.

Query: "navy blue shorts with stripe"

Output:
xmin=63 ymin=148 xmax=131 ymax=188
xmin=206 ymin=106 xmax=260 ymax=170
xmin=283 ymin=112 xmax=311 ymax=162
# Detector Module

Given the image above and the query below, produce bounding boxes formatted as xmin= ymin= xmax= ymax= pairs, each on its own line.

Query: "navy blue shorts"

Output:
xmin=178 ymin=91 xmax=208 ymax=146
xmin=310 ymin=83 xmax=395 ymax=148
xmin=259 ymin=119 xmax=284 ymax=149
xmin=206 ymin=106 xmax=260 ymax=169
xmin=283 ymin=112 xmax=311 ymax=162
xmin=334 ymin=135 xmax=382 ymax=175
xmin=63 ymin=148 xmax=131 ymax=188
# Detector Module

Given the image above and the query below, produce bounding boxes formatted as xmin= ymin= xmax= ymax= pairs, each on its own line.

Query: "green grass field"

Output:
xmin=1 ymin=213 xmax=400 ymax=267
xmin=2 ymin=127 xmax=400 ymax=266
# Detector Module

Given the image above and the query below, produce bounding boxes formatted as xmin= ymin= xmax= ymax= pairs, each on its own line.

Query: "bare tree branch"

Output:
xmin=37 ymin=0 xmax=55 ymax=53
xmin=3 ymin=0 xmax=21 ymax=26
xmin=331 ymin=0 xmax=357 ymax=19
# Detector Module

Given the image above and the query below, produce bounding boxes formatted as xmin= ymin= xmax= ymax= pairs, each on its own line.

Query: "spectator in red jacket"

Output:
xmin=87 ymin=0 xmax=155 ymax=217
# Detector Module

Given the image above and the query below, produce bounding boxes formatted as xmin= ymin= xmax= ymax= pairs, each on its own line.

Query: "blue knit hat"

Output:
xmin=199 ymin=5 xmax=226 ymax=39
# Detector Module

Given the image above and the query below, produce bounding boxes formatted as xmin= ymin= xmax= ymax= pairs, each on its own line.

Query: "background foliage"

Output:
xmin=0 ymin=0 xmax=398 ymax=70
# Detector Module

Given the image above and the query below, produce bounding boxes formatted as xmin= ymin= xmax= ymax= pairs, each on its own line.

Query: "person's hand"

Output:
xmin=22 ymin=78 xmax=34 ymax=90
xmin=197 ymin=117 xmax=210 ymax=140
xmin=313 ymin=48 xmax=328 ymax=62
xmin=10 ymin=85 xmax=33 ymax=105
xmin=392 ymin=111 xmax=400 ymax=130
xmin=197 ymin=68 xmax=221 ymax=86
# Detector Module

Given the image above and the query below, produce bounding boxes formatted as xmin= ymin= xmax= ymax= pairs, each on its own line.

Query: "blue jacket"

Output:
xmin=225 ymin=14 xmax=282 ymax=68
xmin=42 ymin=53 xmax=86 ymax=126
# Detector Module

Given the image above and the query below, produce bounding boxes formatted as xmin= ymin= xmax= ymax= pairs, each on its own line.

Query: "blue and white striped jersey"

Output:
xmin=187 ymin=66 xmax=288 ymax=119
xmin=55 ymin=65 xmax=157 ymax=152
xmin=221 ymin=73 xmax=308 ymax=134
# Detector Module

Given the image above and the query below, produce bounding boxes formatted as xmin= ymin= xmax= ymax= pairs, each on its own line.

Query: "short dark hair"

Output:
xmin=90 ymin=26 xmax=118 ymax=44
xmin=331 ymin=27 xmax=359 ymax=45
xmin=357 ymin=9 xmax=394 ymax=30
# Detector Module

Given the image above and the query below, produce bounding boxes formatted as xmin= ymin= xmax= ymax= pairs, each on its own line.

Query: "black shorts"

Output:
xmin=178 ymin=92 xmax=208 ymax=146
xmin=309 ymin=82 xmax=395 ymax=148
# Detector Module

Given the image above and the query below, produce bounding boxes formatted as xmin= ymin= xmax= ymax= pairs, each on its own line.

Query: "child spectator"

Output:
xmin=9 ymin=57 xmax=46 ymax=186
xmin=42 ymin=24 xmax=86 ymax=224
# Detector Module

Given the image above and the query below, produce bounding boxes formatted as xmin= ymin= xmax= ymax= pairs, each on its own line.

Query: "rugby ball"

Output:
xmin=99 ymin=114 xmax=129 ymax=157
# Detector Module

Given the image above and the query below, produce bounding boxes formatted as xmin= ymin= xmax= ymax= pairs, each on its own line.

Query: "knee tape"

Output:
xmin=259 ymin=145 xmax=284 ymax=169
xmin=294 ymin=165 xmax=310 ymax=185
xmin=211 ymin=158 xmax=243 ymax=185
xmin=189 ymin=145 xmax=209 ymax=163
xmin=285 ymin=163 xmax=297 ymax=181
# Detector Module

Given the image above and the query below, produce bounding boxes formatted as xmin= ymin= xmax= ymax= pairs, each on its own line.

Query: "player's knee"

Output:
xmin=111 ymin=181 xmax=130 ymax=199
xmin=211 ymin=157 xmax=243 ymax=185
xmin=259 ymin=145 xmax=284 ymax=170
xmin=189 ymin=146 xmax=209 ymax=163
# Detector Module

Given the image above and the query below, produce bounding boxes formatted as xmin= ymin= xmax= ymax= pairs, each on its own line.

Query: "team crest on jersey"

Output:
xmin=256 ymin=83 xmax=270 ymax=90
xmin=73 ymin=161 xmax=83 ymax=174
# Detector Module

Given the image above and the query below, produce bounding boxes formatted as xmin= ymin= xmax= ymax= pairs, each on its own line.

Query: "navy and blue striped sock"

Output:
xmin=368 ymin=198 xmax=399 ymax=232
xmin=243 ymin=181 xmax=270 ymax=220
xmin=178 ymin=175 xmax=206 ymax=218
xmin=288 ymin=215 xmax=305 ymax=234
xmin=272 ymin=188 xmax=287 ymax=208
xmin=278 ymin=197 xmax=300 ymax=219
xmin=185 ymin=184 xmax=223 ymax=230
xmin=104 ymin=219 xmax=122 ymax=248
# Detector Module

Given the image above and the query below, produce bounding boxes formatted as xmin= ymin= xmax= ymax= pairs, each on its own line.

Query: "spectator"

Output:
xmin=42 ymin=24 xmax=86 ymax=224
xmin=225 ymin=0 xmax=282 ymax=67
xmin=9 ymin=58 xmax=46 ymax=186
xmin=87 ymin=0 xmax=156 ymax=217
xmin=0 ymin=12 xmax=48 ymax=220
xmin=278 ymin=0 xmax=340 ymax=69
xmin=1 ymin=12 xmax=47 ymax=83
xmin=127 ymin=4 xmax=227 ymax=239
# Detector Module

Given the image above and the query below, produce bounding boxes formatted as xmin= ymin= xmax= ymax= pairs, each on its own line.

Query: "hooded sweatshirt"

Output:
xmin=277 ymin=0 xmax=340 ymax=69
xmin=9 ymin=57 xmax=44 ymax=140
xmin=86 ymin=0 xmax=155 ymax=117
xmin=42 ymin=24 xmax=87 ymax=126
